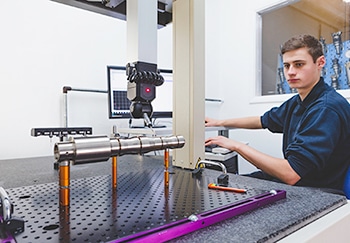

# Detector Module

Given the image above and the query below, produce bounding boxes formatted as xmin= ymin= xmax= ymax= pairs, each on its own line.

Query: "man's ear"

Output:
xmin=317 ymin=55 xmax=326 ymax=68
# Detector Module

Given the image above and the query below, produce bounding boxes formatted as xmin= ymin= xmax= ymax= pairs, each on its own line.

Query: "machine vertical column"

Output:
xmin=172 ymin=0 xmax=206 ymax=169
xmin=59 ymin=161 xmax=70 ymax=206
xmin=126 ymin=0 xmax=157 ymax=63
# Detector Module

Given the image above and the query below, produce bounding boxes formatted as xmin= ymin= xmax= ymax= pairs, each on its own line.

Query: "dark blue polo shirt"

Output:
xmin=261 ymin=78 xmax=350 ymax=190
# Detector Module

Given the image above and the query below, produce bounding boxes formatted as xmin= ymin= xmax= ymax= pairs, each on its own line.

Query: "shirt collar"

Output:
xmin=297 ymin=77 xmax=327 ymax=107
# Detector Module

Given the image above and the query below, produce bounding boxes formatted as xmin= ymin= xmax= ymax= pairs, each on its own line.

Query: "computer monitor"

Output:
xmin=107 ymin=65 xmax=173 ymax=119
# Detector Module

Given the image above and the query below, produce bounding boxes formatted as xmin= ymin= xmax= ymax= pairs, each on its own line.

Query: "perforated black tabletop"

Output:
xmin=0 ymin=155 xmax=347 ymax=242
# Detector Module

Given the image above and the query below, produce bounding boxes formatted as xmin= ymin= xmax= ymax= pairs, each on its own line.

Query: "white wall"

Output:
xmin=205 ymin=0 xmax=290 ymax=173
xmin=0 ymin=0 xmax=172 ymax=160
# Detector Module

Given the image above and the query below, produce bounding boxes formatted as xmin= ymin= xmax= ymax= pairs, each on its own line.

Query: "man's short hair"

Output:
xmin=281 ymin=34 xmax=324 ymax=63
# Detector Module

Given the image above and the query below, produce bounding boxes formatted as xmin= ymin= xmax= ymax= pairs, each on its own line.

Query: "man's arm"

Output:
xmin=205 ymin=136 xmax=301 ymax=185
xmin=205 ymin=116 xmax=263 ymax=129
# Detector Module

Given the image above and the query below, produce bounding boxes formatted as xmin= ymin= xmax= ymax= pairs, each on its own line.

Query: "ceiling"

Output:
xmin=54 ymin=0 xmax=349 ymax=30
xmin=291 ymin=0 xmax=349 ymax=30
xmin=51 ymin=0 xmax=173 ymax=27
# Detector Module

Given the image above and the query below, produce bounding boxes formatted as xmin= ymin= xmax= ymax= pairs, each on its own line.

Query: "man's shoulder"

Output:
xmin=324 ymin=88 xmax=349 ymax=106
xmin=314 ymin=88 xmax=350 ymax=116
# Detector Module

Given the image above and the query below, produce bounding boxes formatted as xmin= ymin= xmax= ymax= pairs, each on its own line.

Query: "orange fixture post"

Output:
xmin=164 ymin=149 xmax=169 ymax=187
xmin=59 ymin=161 xmax=70 ymax=206
xmin=112 ymin=156 xmax=117 ymax=188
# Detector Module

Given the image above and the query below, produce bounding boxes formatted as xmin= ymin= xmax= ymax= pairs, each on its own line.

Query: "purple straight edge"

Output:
xmin=112 ymin=190 xmax=287 ymax=243
xmin=0 ymin=235 xmax=16 ymax=243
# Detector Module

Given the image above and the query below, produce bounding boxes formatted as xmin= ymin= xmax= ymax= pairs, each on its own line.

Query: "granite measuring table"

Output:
xmin=0 ymin=155 xmax=348 ymax=242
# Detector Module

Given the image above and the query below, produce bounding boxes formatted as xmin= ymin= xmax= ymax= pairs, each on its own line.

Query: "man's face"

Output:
xmin=283 ymin=47 xmax=325 ymax=98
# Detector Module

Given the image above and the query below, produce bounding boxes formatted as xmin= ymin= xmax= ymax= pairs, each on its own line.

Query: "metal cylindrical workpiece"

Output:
xmin=55 ymin=136 xmax=112 ymax=165
xmin=138 ymin=137 xmax=164 ymax=154
xmin=117 ymin=137 xmax=144 ymax=155
xmin=54 ymin=135 xmax=185 ymax=164
xmin=115 ymin=135 xmax=185 ymax=156
xmin=161 ymin=136 xmax=185 ymax=149
xmin=73 ymin=136 xmax=111 ymax=164
xmin=54 ymin=140 xmax=76 ymax=162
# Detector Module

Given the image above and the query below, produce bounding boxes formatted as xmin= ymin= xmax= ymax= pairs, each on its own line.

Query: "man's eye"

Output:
xmin=283 ymin=64 xmax=289 ymax=69
xmin=295 ymin=63 xmax=304 ymax=67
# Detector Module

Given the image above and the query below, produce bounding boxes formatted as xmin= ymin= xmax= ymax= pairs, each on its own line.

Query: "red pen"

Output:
xmin=208 ymin=183 xmax=247 ymax=193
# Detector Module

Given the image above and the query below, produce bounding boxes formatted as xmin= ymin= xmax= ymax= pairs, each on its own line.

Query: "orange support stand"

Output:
xmin=164 ymin=149 xmax=169 ymax=169
xmin=164 ymin=149 xmax=169 ymax=188
xmin=59 ymin=161 xmax=70 ymax=206
xmin=112 ymin=156 xmax=117 ymax=188
xmin=59 ymin=204 xmax=70 ymax=241
xmin=164 ymin=171 xmax=169 ymax=188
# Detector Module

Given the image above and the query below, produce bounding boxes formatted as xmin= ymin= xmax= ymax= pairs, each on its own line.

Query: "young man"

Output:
xmin=205 ymin=34 xmax=350 ymax=193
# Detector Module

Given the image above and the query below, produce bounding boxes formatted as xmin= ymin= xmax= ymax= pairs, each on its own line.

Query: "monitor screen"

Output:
xmin=107 ymin=66 xmax=173 ymax=119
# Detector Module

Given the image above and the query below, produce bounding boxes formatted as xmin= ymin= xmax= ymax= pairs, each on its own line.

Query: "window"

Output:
xmin=259 ymin=0 xmax=350 ymax=96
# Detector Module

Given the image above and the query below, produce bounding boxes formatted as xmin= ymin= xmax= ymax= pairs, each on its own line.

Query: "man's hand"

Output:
xmin=205 ymin=117 xmax=221 ymax=127
xmin=205 ymin=135 xmax=301 ymax=185
xmin=205 ymin=136 xmax=243 ymax=151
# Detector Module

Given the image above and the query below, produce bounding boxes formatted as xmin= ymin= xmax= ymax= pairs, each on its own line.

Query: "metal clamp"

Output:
xmin=0 ymin=187 xmax=25 ymax=235
xmin=195 ymin=160 xmax=227 ymax=174
xmin=0 ymin=187 xmax=11 ymax=222
xmin=193 ymin=160 xmax=229 ymax=186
